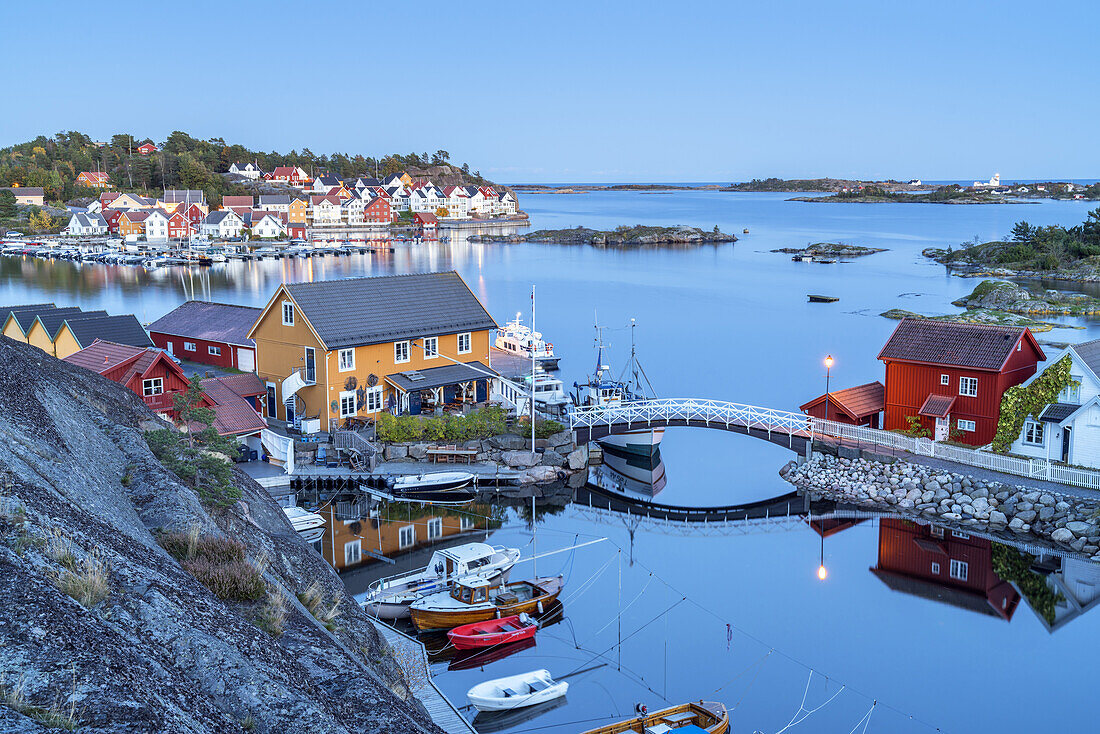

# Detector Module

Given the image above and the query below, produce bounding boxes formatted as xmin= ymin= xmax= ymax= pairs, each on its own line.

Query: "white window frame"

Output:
xmin=184 ymin=341 xmax=196 ymax=352
xmin=952 ymin=530 xmax=970 ymax=539
xmin=940 ymin=374 xmax=950 ymax=386
xmin=958 ymin=419 xmax=976 ymax=432
xmin=398 ymin=525 xmax=415 ymax=549
xmin=338 ymin=348 xmax=355 ymax=372
xmin=427 ymin=517 xmax=443 ymax=540
xmin=930 ymin=526 xmax=944 ymax=539
xmin=1023 ymin=420 xmax=1045 ymax=446
xmin=339 ymin=390 xmax=357 ymax=418
xmin=281 ymin=300 xmax=295 ymax=326
xmin=142 ymin=377 xmax=164 ymax=396
xmin=423 ymin=336 xmax=438 ymax=359
xmin=394 ymin=340 xmax=410 ymax=364
xmin=460 ymin=515 xmax=475 ymax=531
xmin=457 ymin=332 xmax=472 ymax=354
xmin=959 ymin=376 xmax=978 ymax=397
xmin=208 ymin=345 xmax=221 ymax=356
xmin=1064 ymin=379 xmax=1081 ymax=403
xmin=364 ymin=385 xmax=383 ymax=413
xmin=344 ymin=539 xmax=362 ymax=565
xmin=949 ymin=559 xmax=969 ymax=581
xmin=931 ymin=561 xmax=941 ymax=575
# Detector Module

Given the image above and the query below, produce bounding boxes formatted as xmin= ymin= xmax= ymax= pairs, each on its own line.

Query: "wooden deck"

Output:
xmin=372 ymin=619 xmax=476 ymax=734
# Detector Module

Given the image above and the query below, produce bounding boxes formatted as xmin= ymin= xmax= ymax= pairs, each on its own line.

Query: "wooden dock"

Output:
xmin=372 ymin=620 xmax=476 ymax=734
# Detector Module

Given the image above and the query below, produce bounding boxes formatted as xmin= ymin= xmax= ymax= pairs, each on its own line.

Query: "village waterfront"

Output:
xmin=4 ymin=191 xmax=1100 ymax=732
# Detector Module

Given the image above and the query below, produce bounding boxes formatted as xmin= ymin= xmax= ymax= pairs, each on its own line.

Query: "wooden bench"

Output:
xmin=426 ymin=445 xmax=478 ymax=464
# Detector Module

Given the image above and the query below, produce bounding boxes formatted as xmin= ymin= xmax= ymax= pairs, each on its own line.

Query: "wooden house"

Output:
xmin=52 ymin=314 xmax=154 ymax=359
xmin=63 ymin=340 xmax=197 ymax=418
xmin=148 ymin=300 xmax=262 ymax=371
xmin=800 ymin=381 xmax=885 ymax=428
xmin=76 ymin=171 xmax=111 ymax=188
xmin=137 ymin=142 xmax=158 ymax=155
xmin=26 ymin=309 xmax=107 ymax=356
xmin=878 ymin=319 xmax=1045 ymax=445
xmin=414 ymin=212 xmax=438 ymax=237
xmin=248 ymin=272 xmax=498 ymax=432
xmin=287 ymin=197 xmax=309 ymax=224
xmin=1 ymin=187 xmax=44 ymax=206
xmin=117 ymin=210 xmax=149 ymax=237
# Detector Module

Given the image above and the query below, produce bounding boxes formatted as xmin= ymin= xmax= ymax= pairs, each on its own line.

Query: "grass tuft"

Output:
xmin=46 ymin=527 xmax=77 ymax=570
xmin=253 ymin=587 xmax=288 ymax=637
xmin=181 ymin=558 xmax=265 ymax=601
xmin=55 ymin=554 xmax=110 ymax=608
xmin=1 ymin=674 xmax=81 ymax=730
xmin=297 ymin=583 xmax=342 ymax=631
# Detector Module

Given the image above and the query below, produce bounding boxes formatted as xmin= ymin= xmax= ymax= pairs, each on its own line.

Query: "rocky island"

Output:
xmin=772 ymin=242 xmax=886 ymax=258
xmin=879 ymin=307 xmax=1077 ymax=333
xmin=951 ymin=280 xmax=1100 ymax=316
xmin=467 ymin=224 xmax=737 ymax=247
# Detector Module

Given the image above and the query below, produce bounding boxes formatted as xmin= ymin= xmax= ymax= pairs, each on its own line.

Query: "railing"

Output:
xmin=568 ymin=398 xmax=1100 ymax=492
xmin=142 ymin=392 xmax=175 ymax=412
xmin=334 ymin=430 xmax=378 ymax=458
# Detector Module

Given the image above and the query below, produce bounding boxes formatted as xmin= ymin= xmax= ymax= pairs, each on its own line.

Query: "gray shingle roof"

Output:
xmin=878 ymin=318 xmax=1032 ymax=371
xmin=283 ymin=271 xmax=498 ymax=349
xmin=64 ymin=315 xmax=153 ymax=349
xmin=10 ymin=306 xmax=81 ymax=334
xmin=258 ymin=194 xmax=291 ymax=206
xmin=148 ymin=301 xmax=262 ymax=347
xmin=385 ymin=361 xmax=495 ymax=392
xmin=163 ymin=189 xmax=205 ymax=204
xmin=1 ymin=303 xmax=54 ymax=326
xmin=1071 ymin=338 xmax=1100 ymax=378
xmin=1039 ymin=403 xmax=1080 ymax=423
xmin=37 ymin=309 xmax=108 ymax=338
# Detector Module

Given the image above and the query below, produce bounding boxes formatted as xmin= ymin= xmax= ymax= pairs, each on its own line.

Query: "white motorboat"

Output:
xmin=523 ymin=371 xmax=570 ymax=410
xmin=361 ymin=542 xmax=521 ymax=620
xmin=496 ymin=313 xmax=559 ymax=369
xmin=467 ymin=669 xmax=568 ymax=712
xmin=283 ymin=506 xmax=326 ymax=544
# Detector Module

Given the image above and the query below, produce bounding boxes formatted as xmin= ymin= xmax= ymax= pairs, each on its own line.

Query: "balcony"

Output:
xmin=142 ymin=392 xmax=176 ymax=413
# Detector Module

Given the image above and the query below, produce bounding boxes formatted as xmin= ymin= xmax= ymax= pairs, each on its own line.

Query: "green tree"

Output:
xmin=0 ymin=190 xmax=16 ymax=218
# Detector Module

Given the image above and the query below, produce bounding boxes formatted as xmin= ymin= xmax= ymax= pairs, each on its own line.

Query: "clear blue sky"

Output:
xmin=2 ymin=1 xmax=1096 ymax=182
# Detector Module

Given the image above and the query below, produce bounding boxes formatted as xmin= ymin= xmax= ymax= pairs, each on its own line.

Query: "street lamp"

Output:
xmin=823 ymin=355 xmax=834 ymax=422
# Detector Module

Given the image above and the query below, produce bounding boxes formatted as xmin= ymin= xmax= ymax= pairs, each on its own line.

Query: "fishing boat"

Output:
xmin=807 ymin=294 xmax=839 ymax=303
xmin=447 ymin=613 xmax=538 ymax=650
xmin=466 ymin=669 xmax=568 ymax=712
xmin=282 ymin=506 xmax=326 ymax=544
xmin=580 ymin=701 xmax=730 ymax=734
xmin=361 ymin=542 xmax=521 ymax=620
xmin=410 ymin=575 xmax=565 ymax=631
xmin=495 ymin=313 xmax=559 ymax=369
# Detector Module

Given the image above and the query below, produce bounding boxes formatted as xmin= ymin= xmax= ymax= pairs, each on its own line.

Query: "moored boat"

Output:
xmin=410 ymin=575 xmax=565 ymax=631
xmin=282 ymin=506 xmax=326 ymax=544
xmin=580 ymin=701 xmax=730 ymax=734
xmin=447 ymin=613 xmax=538 ymax=650
xmin=361 ymin=471 xmax=477 ymax=504
xmin=495 ymin=313 xmax=559 ymax=369
xmin=466 ymin=668 xmax=568 ymax=712
xmin=807 ymin=294 xmax=839 ymax=303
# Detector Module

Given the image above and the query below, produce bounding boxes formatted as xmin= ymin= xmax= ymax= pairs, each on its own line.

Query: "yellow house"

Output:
xmin=287 ymin=197 xmax=309 ymax=224
xmin=2 ymin=305 xmax=75 ymax=343
xmin=52 ymin=314 xmax=154 ymax=359
xmin=26 ymin=310 xmax=106 ymax=356
xmin=104 ymin=193 xmax=152 ymax=210
xmin=248 ymin=271 xmax=498 ymax=432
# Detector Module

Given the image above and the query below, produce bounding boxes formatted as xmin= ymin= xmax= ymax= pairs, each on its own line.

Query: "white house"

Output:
xmin=144 ymin=209 xmax=171 ymax=242
xmin=61 ymin=212 xmax=108 ymax=236
xmin=251 ymin=214 xmax=286 ymax=239
xmin=86 ymin=200 xmax=103 ymax=214
xmin=344 ymin=195 xmax=367 ymax=225
xmin=1008 ymin=339 xmax=1100 ymax=467
xmin=1022 ymin=556 xmax=1100 ymax=632
xmin=385 ymin=185 xmax=409 ymax=212
xmin=311 ymin=175 xmax=342 ymax=194
xmin=257 ymin=194 xmax=292 ymax=213
xmin=498 ymin=191 xmax=517 ymax=215
xmin=310 ymin=195 xmax=343 ymax=225
xmin=443 ymin=186 xmax=470 ymax=218
xmin=229 ymin=162 xmax=263 ymax=180
xmin=201 ymin=210 xmax=245 ymax=239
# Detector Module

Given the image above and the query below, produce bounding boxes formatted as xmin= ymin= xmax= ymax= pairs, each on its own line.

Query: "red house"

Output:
xmin=878 ymin=319 xmax=1045 ymax=446
xmin=77 ymin=171 xmax=111 ymax=188
xmin=104 ymin=209 xmax=125 ymax=234
xmin=414 ymin=212 xmax=438 ymax=237
xmin=167 ymin=210 xmax=196 ymax=241
xmin=137 ymin=143 xmax=158 ymax=155
xmin=63 ymin=340 xmax=200 ymax=418
xmin=183 ymin=202 xmax=206 ymax=228
xmin=871 ymin=518 xmax=1020 ymax=621
xmin=147 ymin=300 xmax=262 ymax=371
xmin=364 ymin=195 xmax=393 ymax=224
xmin=288 ymin=222 xmax=306 ymax=239
xmin=800 ymin=381 xmax=884 ymax=428
xmin=268 ymin=166 xmax=309 ymax=185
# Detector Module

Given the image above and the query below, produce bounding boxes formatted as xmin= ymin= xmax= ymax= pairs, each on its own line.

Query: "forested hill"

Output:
xmin=0 ymin=130 xmax=493 ymax=205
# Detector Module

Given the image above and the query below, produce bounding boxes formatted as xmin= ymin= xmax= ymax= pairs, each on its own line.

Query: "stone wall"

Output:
xmin=783 ymin=453 xmax=1100 ymax=560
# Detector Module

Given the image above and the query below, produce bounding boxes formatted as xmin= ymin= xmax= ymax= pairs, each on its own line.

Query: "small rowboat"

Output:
xmin=807 ymin=294 xmax=839 ymax=303
xmin=447 ymin=614 xmax=537 ymax=650
xmin=580 ymin=700 xmax=730 ymax=733
xmin=466 ymin=669 xmax=568 ymax=712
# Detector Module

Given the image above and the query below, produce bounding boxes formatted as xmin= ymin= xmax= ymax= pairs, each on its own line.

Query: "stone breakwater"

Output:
xmin=782 ymin=454 xmax=1100 ymax=559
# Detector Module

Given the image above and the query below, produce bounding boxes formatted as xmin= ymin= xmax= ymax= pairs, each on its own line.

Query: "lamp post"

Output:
xmin=823 ymin=355 xmax=834 ymax=423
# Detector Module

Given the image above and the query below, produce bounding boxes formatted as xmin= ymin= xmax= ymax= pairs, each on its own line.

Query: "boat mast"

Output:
xmin=531 ymin=284 xmax=537 ymax=579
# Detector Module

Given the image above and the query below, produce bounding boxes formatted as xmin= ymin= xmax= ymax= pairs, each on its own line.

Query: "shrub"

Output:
xmin=182 ymin=558 xmax=265 ymax=601
xmin=375 ymin=405 xmax=510 ymax=443
xmin=515 ymin=416 xmax=565 ymax=439
xmin=160 ymin=530 xmax=245 ymax=565
xmin=56 ymin=556 xmax=110 ymax=608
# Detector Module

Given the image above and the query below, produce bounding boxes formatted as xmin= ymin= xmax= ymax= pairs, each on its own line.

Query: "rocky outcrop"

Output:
xmin=0 ymin=338 xmax=440 ymax=734
xmin=878 ymin=308 xmax=1073 ymax=333
xmin=951 ymin=280 xmax=1100 ymax=315
xmin=468 ymin=225 xmax=736 ymax=247
xmin=771 ymin=242 xmax=886 ymax=257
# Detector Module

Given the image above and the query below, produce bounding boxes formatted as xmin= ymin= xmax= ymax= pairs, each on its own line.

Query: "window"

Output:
xmin=208 ymin=345 xmax=221 ymax=356
xmin=344 ymin=540 xmax=361 ymax=566
xmin=949 ymin=559 xmax=969 ymax=581
xmin=930 ymin=526 xmax=944 ymax=539
xmin=952 ymin=530 xmax=970 ymax=539
xmin=959 ymin=376 xmax=978 ymax=397
xmin=1023 ymin=420 xmax=1045 ymax=446
xmin=957 ymin=419 xmax=976 ymax=432
xmin=338 ymin=348 xmax=355 ymax=371
xmin=1064 ymin=380 xmax=1081 ymax=404
xmin=142 ymin=378 xmax=163 ymax=396
xmin=423 ymin=336 xmax=438 ymax=359
xmin=940 ymin=374 xmax=950 ymax=386
xmin=460 ymin=515 xmax=475 ymax=531
xmin=399 ymin=525 xmax=415 ymax=549
xmin=184 ymin=341 xmax=196 ymax=352
xmin=281 ymin=301 xmax=294 ymax=326
xmin=364 ymin=386 xmax=383 ymax=413
xmin=340 ymin=390 xmax=357 ymax=418
xmin=394 ymin=340 xmax=410 ymax=364
xmin=931 ymin=561 xmax=941 ymax=575
xmin=427 ymin=518 xmax=443 ymax=539
xmin=457 ymin=332 xmax=472 ymax=354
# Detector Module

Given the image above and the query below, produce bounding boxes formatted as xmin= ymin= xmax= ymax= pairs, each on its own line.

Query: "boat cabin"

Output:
xmin=429 ymin=542 xmax=502 ymax=578
xmin=452 ymin=577 xmax=494 ymax=605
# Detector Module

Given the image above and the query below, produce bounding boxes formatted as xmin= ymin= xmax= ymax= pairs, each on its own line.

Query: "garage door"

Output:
xmin=237 ymin=348 xmax=255 ymax=372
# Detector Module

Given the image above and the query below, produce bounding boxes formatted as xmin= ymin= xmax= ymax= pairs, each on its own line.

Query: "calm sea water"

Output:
xmin=4 ymin=192 xmax=1100 ymax=732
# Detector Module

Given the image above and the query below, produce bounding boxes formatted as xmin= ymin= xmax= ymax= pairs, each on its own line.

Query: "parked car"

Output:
xmin=5 ymin=231 xmax=24 ymax=238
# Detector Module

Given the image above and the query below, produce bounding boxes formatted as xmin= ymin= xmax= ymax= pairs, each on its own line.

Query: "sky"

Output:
xmin=2 ymin=1 xmax=1097 ymax=183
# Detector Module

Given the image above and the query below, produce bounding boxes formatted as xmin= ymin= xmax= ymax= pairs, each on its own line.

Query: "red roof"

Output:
xmin=79 ymin=171 xmax=110 ymax=184
xmin=199 ymin=376 xmax=267 ymax=436
xmin=216 ymin=372 xmax=265 ymax=397
xmin=63 ymin=340 xmax=147 ymax=374
xmin=878 ymin=318 xmax=1044 ymax=371
xmin=918 ymin=394 xmax=957 ymax=418
xmin=800 ymin=381 xmax=885 ymax=420
xmin=415 ymin=212 xmax=438 ymax=224
xmin=221 ymin=196 xmax=254 ymax=208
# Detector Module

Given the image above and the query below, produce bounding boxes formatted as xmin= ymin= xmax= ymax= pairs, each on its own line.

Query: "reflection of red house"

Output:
xmin=871 ymin=518 xmax=1020 ymax=621
xmin=800 ymin=381 xmax=884 ymax=428
xmin=63 ymin=340 xmax=201 ymax=419
xmin=878 ymin=319 xmax=1045 ymax=446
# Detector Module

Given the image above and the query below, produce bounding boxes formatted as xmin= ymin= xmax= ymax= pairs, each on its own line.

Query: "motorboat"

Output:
xmin=579 ymin=701 xmax=730 ymax=734
xmin=522 ymin=371 xmax=570 ymax=410
xmin=361 ymin=542 xmax=521 ymax=620
xmin=495 ymin=313 xmax=559 ymax=369
xmin=361 ymin=471 xmax=476 ymax=503
xmin=282 ymin=506 xmax=325 ymax=544
xmin=466 ymin=669 xmax=568 ymax=713
xmin=447 ymin=613 xmax=538 ymax=650
xmin=410 ymin=575 xmax=565 ymax=631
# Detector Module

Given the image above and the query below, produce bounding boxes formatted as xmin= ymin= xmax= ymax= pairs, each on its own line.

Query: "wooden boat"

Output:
xmin=447 ymin=614 xmax=538 ymax=650
xmin=742 ymin=228 xmax=750 ymax=234
xmin=580 ymin=701 xmax=730 ymax=733
xmin=410 ymin=575 xmax=565 ymax=631
xmin=466 ymin=669 xmax=568 ymax=712
xmin=807 ymin=294 xmax=839 ymax=303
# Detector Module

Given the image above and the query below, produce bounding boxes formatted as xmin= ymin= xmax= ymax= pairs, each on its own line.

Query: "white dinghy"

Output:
xmin=466 ymin=669 xmax=568 ymax=712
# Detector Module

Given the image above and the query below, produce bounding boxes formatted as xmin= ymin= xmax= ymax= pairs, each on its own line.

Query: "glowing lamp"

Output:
xmin=824 ymin=355 xmax=834 ymax=369
xmin=817 ymin=564 xmax=828 ymax=581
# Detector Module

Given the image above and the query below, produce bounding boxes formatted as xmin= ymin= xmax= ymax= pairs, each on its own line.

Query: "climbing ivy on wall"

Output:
xmin=992 ymin=355 xmax=1077 ymax=453
xmin=991 ymin=543 xmax=1063 ymax=624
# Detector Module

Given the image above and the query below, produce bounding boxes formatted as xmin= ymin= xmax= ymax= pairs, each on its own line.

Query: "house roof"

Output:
xmin=385 ymin=361 xmax=496 ymax=393
xmin=276 ymin=271 xmax=498 ymax=350
xmin=123 ymin=210 xmax=150 ymax=223
xmin=415 ymin=212 xmax=438 ymax=224
xmin=1070 ymin=338 xmax=1100 ymax=378
xmin=221 ymin=196 xmax=254 ymax=208
xmin=63 ymin=315 xmax=153 ymax=349
xmin=1039 ymin=402 xmax=1080 ymax=423
xmin=215 ymin=372 xmax=266 ymax=397
xmin=198 ymin=377 xmax=267 ymax=436
xmin=63 ymin=340 xmax=148 ymax=374
xmin=800 ymin=381 xmax=885 ymax=419
xmin=1 ymin=303 xmax=55 ymax=327
xmin=918 ymin=394 xmax=956 ymax=418
xmin=163 ymin=190 xmax=204 ymax=204
xmin=36 ymin=309 xmax=108 ymax=338
xmin=147 ymin=300 xmax=262 ymax=347
xmin=9 ymin=306 xmax=81 ymax=334
xmin=870 ymin=568 xmax=1005 ymax=618
xmin=3 ymin=186 xmax=45 ymax=197
xmin=258 ymin=194 xmax=291 ymax=206
xmin=204 ymin=210 xmax=238 ymax=225
xmin=878 ymin=318 xmax=1041 ymax=371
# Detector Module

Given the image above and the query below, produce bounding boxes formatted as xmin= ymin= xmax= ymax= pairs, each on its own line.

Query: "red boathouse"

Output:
xmin=800 ymin=381 xmax=884 ymax=428
xmin=147 ymin=300 xmax=261 ymax=371
xmin=878 ymin=319 xmax=1045 ymax=446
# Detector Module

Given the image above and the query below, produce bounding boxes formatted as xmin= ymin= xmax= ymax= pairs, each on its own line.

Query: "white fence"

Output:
xmin=568 ymin=398 xmax=1100 ymax=492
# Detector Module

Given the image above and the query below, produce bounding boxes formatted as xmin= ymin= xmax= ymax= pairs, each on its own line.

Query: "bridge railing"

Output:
xmin=569 ymin=399 xmax=1100 ymax=492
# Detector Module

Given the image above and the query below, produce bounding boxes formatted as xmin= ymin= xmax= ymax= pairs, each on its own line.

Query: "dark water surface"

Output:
xmin=4 ymin=192 xmax=1100 ymax=732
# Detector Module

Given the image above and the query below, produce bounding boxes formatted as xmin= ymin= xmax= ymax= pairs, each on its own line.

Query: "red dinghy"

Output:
xmin=447 ymin=614 xmax=538 ymax=650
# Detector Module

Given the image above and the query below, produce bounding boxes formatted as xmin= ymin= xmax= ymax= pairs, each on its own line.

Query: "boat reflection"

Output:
xmin=472 ymin=695 xmax=567 ymax=733
xmin=590 ymin=446 xmax=667 ymax=499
